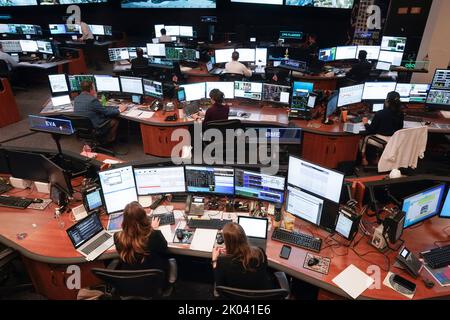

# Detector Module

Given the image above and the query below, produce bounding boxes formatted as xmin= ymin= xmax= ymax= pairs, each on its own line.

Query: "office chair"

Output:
xmin=0 ymin=60 xmax=9 ymax=79
xmin=91 ymin=258 xmax=177 ymax=300
xmin=363 ymin=127 xmax=428 ymax=173
xmin=131 ymin=65 xmax=149 ymax=78
xmin=202 ymin=119 xmax=243 ymax=164
xmin=61 ymin=115 xmax=115 ymax=156
xmin=264 ymin=67 xmax=290 ymax=85
xmin=214 ymin=271 xmax=290 ymax=300
xmin=220 ymin=73 xmax=244 ymax=82
xmin=0 ymin=246 xmax=33 ymax=297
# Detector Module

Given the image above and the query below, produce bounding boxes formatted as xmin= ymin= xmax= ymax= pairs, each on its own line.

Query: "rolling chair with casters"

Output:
xmin=62 ymin=115 xmax=116 ymax=156
xmin=91 ymin=258 xmax=178 ymax=300
xmin=214 ymin=271 xmax=290 ymax=300
xmin=0 ymin=246 xmax=33 ymax=297
xmin=203 ymin=119 xmax=243 ymax=163
xmin=220 ymin=73 xmax=244 ymax=82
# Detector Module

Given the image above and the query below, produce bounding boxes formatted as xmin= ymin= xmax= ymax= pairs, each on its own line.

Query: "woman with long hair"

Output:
xmin=212 ymin=222 xmax=273 ymax=290
xmin=114 ymin=201 xmax=168 ymax=272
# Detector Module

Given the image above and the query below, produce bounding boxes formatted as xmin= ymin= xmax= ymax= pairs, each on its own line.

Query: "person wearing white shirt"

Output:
xmin=79 ymin=22 xmax=94 ymax=41
xmin=225 ymin=51 xmax=252 ymax=77
xmin=0 ymin=43 xmax=18 ymax=71
xmin=78 ymin=22 xmax=100 ymax=70
xmin=158 ymin=29 xmax=173 ymax=43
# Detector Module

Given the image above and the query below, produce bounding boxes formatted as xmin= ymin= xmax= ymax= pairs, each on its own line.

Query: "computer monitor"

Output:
xmin=292 ymin=81 xmax=314 ymax=94
xmin=372 ymin=103 xmax=384 ymax=112
xmin=402 ymin=184 xmax=446 ymax=228
xmin=234 ymin=81 xmax=263 ymax=101
xmin=287 ymin=156 xmax=344 ymax=203
xmin=262 ymin=83 xmax=290 ymax=105
xmin=180 ymin=82 xmax=206 ymax=102
xmin=290 ymin=89 xmax=311 ymax=116
xmin=326 ymin=91 xmax=339 ymax=117
xmin=5 ymin=150 xmax=50 ymax=183
xmin=154 ymin=24 xmax=165 ymax=37
xmin=440 ymin=189 xmax=450 ymax=218
xmin=165 ymin=47 xmax=184 ymax=61
xmin=185 ymin=166 xmax=235 ymax=196
xmin=235 ymin=48 xmax=255 ymax=62
xmin=146 ymin=43 xmax=166 ymax=57
xmin=164 ymin=25 xmax=180 ymax=36
xmin=206 ymin=82 xmax=234 ymax=99
xmin=37 ymin=41 xmax=53 ymax=55
xmin=179 ymin=26 xmax=193 ymax=37
xmin=29 ymin=115 xmax=74 ymax=135
xmin=94 ymin=75 xmax=121 ymax=93
xmin=337 ymin=84 xmax=364 ymax=107
xmin=44 ymin=156 xmax=73 ymax=196
xmin=119 ymin=76 xmax=143 ymax=95
xmin=98 ymin=166 xmax=138 ymax=214
xmin=378 ymin=50 xmax=403 ymax=66
xmin=237 ymin=216 xmax=269 ymax=243
xmin=143 ymin=79 xmax=163 ymax=99
xmin=19 ymin=39 xmax=38 ymax=52
xmin=376 ymin=60 xmax=392 ymax=71
xmin=430 ymin=69 xmax=450 ymax=90
xmin=48 ymin=24 xmax=66 ymax=35
xmin=285 ymin=184 xmax=325 ymax=226
xmin=335 ymin=46 xmax=357 ymax=60
xmin=108 ymin=48 xmax=130 ymax=61
xmin=0 ymin=40 xmax=21 ymax=53
xmin=51 ymin=95 xmax=71 ymax=107
xmin=318 ymin=47 xmax=336 ymax=62
xmin=255 ymin=48 xmax=267 ymax=66
xmin=381 ymin=36 xmax=407 ymax=52
xmin=356 ymin=45 xmax=380 ymax=60
xmin=234 ymin=169 xmax=285 ymax=204
xmin=83 ymin=186 xmax=104 ymax=213
xmin=362 ymin=82 xmax=397 ymax=101
xmin=426 ymin=69 xmax=450 ymax=109
xmin=214 ymin=48 xmax=234 ymax=64
xmin=133 ymin=167 xmax=186 ymax=196
xmin=68 ymin=75 xmax=96 ymax=92
xmin=48 ymin=74 xmax=69 ymax=94
xmin=128 ymin=47 xmax=148 ymax=59
xmin=89 ymin=24 xmax=111 ymax=36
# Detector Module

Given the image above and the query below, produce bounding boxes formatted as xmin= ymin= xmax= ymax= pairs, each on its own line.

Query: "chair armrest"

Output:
xmin=367 ymin=135 xmax=388 ymax=148
xmin=97 ymin=120 xmax=111 ymax=130
xmin=106 ymin=259 xmax=120 ymax=270
xmin=168 ymin=258 xmax=177 ymax=284
xmin=0 ymin=248 xmax=18 ymax=269
xmin=274 ymin=271 xmax=290 ymax=294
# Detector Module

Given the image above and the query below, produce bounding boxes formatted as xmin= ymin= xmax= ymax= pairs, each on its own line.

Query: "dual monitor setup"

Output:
xmin=319 ymin=36 xmax=407 ymax=67
xmin=108 ymin=44 xmax=199 ymax=62
xmin=0 ymin=23 xmax=42 ymax=36
xmin=48 ymin=24 xmax=112 ymax=37
xmin=0 ymin=39 xmax=54 ymax=55
xmin=213 ymin=48 xmax=268 ymax=66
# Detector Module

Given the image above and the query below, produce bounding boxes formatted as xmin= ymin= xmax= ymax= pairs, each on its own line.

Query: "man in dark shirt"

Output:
xmin=73 ymin=80 xmax=126 ymax=143
xmin=203 ymin=89 xmax=229 ymax=127
xmin=131 ymin=47 xmax=149 ymax=70
xmin=346 ymin=50 xmax=373 ymax=83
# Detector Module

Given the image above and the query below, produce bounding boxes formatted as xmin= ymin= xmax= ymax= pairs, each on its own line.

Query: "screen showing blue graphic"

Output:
xmin=185 ymin=166 xmax=234 ymax=195
xmin=235 ymin=169 xmax=285 ymax=204
xmin=29 ymin=115 xmax=74 ymax=135
xmin=122 ymin=0 xmax=216 ymax=9
xmin=402 ymin=184 xmax=446 ymax=228
xmin=292 ymin=81 xmax=314 ymax=93
xmin=440 ymin=189 xmax=450 ymax=218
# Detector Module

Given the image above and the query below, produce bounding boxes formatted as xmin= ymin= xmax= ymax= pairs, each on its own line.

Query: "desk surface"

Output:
xmin=17 ymin=59 xmax=70 ymax=70
xmin=0 ymin=186 xmax=448 ymax=300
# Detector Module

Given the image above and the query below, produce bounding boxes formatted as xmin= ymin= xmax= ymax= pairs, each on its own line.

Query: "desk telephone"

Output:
xmin=150 ymin=100 xmax=162 ymax=112
xmin=165 ymin=113 xmax=178 ymax=121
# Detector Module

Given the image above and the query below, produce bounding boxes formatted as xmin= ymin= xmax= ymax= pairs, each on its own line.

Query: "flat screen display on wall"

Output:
xmin=0 ymin=0 xmax=37 ymax=6
xmin=286 ymin=0 xmax=354 ymax=9
xmin=40 ymin=0 xmax=107 ymax=4
xmin=231 ymin=0 xmax=283 ymax=5
xmin=121 ymin=0 xmax=216 ymax=9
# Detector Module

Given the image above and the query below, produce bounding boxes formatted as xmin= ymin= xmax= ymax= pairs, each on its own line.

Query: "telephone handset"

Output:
xmin=150 ymin=100 xmax=162 ymax=112
xmin=396 ymin=247 xmax=422 ymax=278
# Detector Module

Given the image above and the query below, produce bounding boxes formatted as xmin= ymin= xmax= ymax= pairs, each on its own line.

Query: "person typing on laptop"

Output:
xmin=114 ymin=202 xmax=169 ymax=274
xmin=212 ymin=222 xmax=274 ymax=290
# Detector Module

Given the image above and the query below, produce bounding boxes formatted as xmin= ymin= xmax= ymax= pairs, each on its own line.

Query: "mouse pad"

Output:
xmin=303 ymin=253 xmax=331 ymax=275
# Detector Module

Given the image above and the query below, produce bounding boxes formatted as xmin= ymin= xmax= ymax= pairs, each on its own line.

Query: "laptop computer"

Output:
xmin=237 ymin=216 xmax=268 ymax=251
xmin=206 ymin=61 xmax=224 ymax=75
xmin=66 ymin=213 xmax=114 ymax=261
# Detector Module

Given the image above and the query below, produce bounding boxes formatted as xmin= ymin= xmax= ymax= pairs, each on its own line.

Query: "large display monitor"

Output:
xmin=440 ymin=189 xmax=450 ymax=218
xmin=180 ymin=82 xmax=206 ymax=102
xmin=146 ymin=43 xmax=166 ymax=57
xmin=234 ymin=169 xmax=285 ymax=204
xmin=285 ymin=0 xmax=354 ymax=8
xmin=356 ymin=45 xmax=380 ymax=60
xmin=395 ymin=83 xmax=430 ymax=103
xmin=402 ymin=184 xmax=446 ymax=228
xmin=48 ymin=74 xmax=69 ymax=94
xmin=94 ymin=75 xmax=121 ymax=93
xmin=337 ymin=84 xmax=364 ymax=107
xmin=318 ymin=47 xmax=336 ymax=62
xmin=185 ymin=166 xmax=234 ymax=196
xmin=231 ymin=0 xmax=282 ymax=4
xmin=143 ymin=79 xmax=163 ymax=99
xmin=262 ymin=83 xmax=290 ymax=105
xmin=122 ymin=0 xmax=216 ymax=9
xmin=426 ymin=69 xmax=450 ymax=109
xmin=335 ymin=46 xmax=357 ymax=60
xmin=381 ymin=36 xmax=407 ymax=52
xmin=215 ymin=48 xmax=235 ymax=64
xmin=119 ymin=76 xmax=144 ymax=95
xmin=206 ymin=82 xmax=234 ymax=99
xmin=98 ymin=166 xmax=138 ymax=214
xmin=235 ymin=48 xmax=255 ymax=62
xmin=134 ymin=167 xmax=186 ymax=196
xmin=362 ymin=82 xmax=397 ymax=101
xmin=234 ymin=81 xmax=263 ymax=101
xmin=0 ymin=0 xmax=37 ymax=6
xmin=68 ymin=75 xmax=96 ymax=92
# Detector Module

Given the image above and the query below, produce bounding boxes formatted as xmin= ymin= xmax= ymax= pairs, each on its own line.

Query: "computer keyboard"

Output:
xmin=150 ymin=212 xmax=175 ymax=226
xmin=271 ymin=228 xmax=322 ymax=253
xmin=81 ymin=233 xmax=112 ymax=255
xmin=187 ymin=218 xmax=232 ymax=230
xmin=421 ymin=245 xmax=450 ymax=269
xmin=0 ymin=196 xmax=33 ymax=209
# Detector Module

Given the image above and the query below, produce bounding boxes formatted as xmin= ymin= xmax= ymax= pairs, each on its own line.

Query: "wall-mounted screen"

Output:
xmin=0 ymin=0 xmax=37 ymax=6
xmin=121 ymin=0 xmax=216 ymax=8
xmin=40 ymin=0 xmax=107 ymax=4
xmin=231 ymin=0 xmax=282 ymax=4
xmin=286 ymin=0 xmax=354 ymax=9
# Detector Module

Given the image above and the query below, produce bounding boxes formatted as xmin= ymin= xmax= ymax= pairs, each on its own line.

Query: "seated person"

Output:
xmin=212 ymin=222 xmax=274 ymax=290
xmin=360 ymin=91 xmax=404 ymax=165
xmin=131 ymin=47 xmax=149 ymax=69
xmin=225 ymin=51 xmax=252 ymax=77
xmin=114 ymin=202 xmax=169 ymax=273
xmin=73 ymin=80 xmax=126 ymax=144
xmin=158 ymin=28 xmax=173 ymax=43
xmin=202 ymin=89 xmax=229 ymax=127
xmin=346 ymin=50 xmax=372 ymax=84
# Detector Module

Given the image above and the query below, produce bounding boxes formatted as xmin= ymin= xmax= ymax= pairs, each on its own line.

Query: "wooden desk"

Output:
xmin=0 ymin=186 xmax=448 ymax=300
xmin=0 ymin=78 xmax=20 ymax=128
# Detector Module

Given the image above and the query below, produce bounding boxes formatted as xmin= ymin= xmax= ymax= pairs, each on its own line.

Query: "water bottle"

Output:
xmin=101 ymin=94 xmax=107 ymax=107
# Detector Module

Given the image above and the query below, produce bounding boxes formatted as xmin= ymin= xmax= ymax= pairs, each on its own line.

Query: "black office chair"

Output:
xmin=202 ymin=119 xmax=243 ymax=163
xmin=61 ymin=114 xmax=115 ymax=156
xmin=91 ymin=258 xmax=177 ymax=300
xmin=0 ymin=246 xmax=33 ymax=297
xmin=220 ymin=73 xmax=244 ymax=82
xmin=214 ymin=271 xmax=290 ymax=300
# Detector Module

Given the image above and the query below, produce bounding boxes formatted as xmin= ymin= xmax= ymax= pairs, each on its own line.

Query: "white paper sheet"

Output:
xmin=159 ymin=225 xmax=174 ymax=243
xmin=125 ymin=109 xmax=143 ymax=118
xmin=332 ymin=264 xmax=374 ymax=299
xmin=138 ymin=111 xmax=155 ymax=119
xmin=190 ymin=229 xmax=218 ymax=252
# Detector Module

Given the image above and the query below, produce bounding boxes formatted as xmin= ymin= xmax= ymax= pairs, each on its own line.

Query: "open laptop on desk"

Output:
xmin=206 ymin=61 xmax=224 ymax=75
xmin=237 ymin=216 xmax=268 ymax=251
xmin=66 ymin=213 xmax=114 ymax=261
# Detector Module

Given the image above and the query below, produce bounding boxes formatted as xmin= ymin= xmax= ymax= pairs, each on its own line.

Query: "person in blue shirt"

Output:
xmin=73 ymin=81 xmax=127 ymax=143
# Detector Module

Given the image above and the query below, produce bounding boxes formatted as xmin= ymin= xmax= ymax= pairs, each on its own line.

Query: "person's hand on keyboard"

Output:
xmin=151 ymin=216 xmax=160 ymax=230
xmin=118 ymin=104 xmax=128 ymax=113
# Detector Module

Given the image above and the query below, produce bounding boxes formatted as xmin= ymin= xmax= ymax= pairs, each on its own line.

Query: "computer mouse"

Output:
xmin=307 ymin=257 xmax=320 ymax=267
xmin=216 ymin=233 xmax=224 ymax=245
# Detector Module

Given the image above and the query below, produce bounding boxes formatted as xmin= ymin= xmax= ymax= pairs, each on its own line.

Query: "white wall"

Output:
xmin=412 ymin=0 xmax=450 ymax=83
